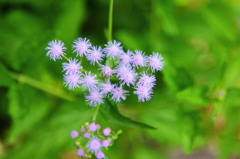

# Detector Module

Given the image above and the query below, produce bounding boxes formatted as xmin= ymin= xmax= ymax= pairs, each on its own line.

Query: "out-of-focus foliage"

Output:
xmin=0 ymin=0 xmax=240 ymax=159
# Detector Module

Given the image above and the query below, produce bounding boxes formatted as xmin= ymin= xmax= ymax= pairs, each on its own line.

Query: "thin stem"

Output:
xmin=10 ymin=72 xmax=75 ymax=101
xmin=92 ymin=0 xmax=113 ymax=123
xmin=63 ymin=55 xmax=69 ymax=61
xmin=92 ymin=104 xmax=101 ymax=122
xmin=108 ymin=0 xmax=114 ymax=42
xmin=106 ymin=0 xmax=114 ymax=66
xmin=80 ymin=56 xmax=83 ymax=65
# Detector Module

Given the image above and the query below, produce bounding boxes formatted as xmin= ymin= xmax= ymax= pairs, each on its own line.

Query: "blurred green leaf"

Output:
xmin=155 ymin=1 xmax=178 ymax=36
xmin=224 ymin=88 xmax=240 ymax=107
xmin=202 ymin=4 xmax=237 ymax=42
xmin=0 ymin=10 xmax=46 ymax=71
xmin=177 ymin=86 xmax=209 ymax=106
xmin=0 ymin=63 xmax=14 ymax=87
xmin=223 ymin=48 xmax=240 ymax=88
xmin=55 ymin=0 xmax=86 ymax=45
xmin=100 ymin=100 xmax=156 ymax=129
xmin=3 ymin=100 xmax=91 ymax=159
xmin=7 ymin=85 xmax=53 ymax=144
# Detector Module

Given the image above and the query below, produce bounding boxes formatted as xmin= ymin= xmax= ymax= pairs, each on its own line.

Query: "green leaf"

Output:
xmin=0 ymin=10 xmax=46 ymax=70
xmin=177 ymin=86 xmax=209 ymax=106
xmin=100 ymin=100 xmax=156 ymax=129
xmin=142 ymin=107 xmax=180 ymax=144
xmin=224 ymin=88 xmax=240 ymax=107
xmin=3 ymin=100 xmax=91 ymax=159
xmin=55 ymin=0 xmax=86 ymax=44
xmin=155 ymin=1 xmax=178 ymax=36
xmin=7 ymin=85 xmax=53 ymax=144
xmin=202 ymin=5 xmax=237 ymax=42
xmin=0 ymin=63 xmax=14 ymax=87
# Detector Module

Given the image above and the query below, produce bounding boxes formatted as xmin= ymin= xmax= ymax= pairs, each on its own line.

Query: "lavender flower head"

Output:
xmin=102 ymin=139 xmax=111 ymax=147
xmin=87 ymin=46 xmax=104 ymax=65
xmin=148 ymin=52 xmax=164 ymax=72
xmin=102 ymin=128 xmax=111 ymax=136
xmin=114 ymin=64 xmax=132 ymax=78
xmin=119 ymin=50 xmax=133 ymax=65
xmin=45 ymin=40 xmax=66 ymax=61
xmin=99 ymin=80 xmax=114 ymax=96
xmin=70 ymin=130 xmax=78 ymax=138
xmin=137 ymin=72 xmax=156 ymax=88
xmin=72 ymin=37 xmax=91 ymax=57
xmin=62 ymin=58 xmax=82 ymax=75
xmin=87 ymin=138 xmax=102 ymax=153
xmin=99 ymin=65 xmax=113 ymax=77
xmin=134 ymin=85 xmax=153 ymax=102
xmin=96 ymin=151 xmax=106 ymax=159
xmin=85 ymin=88 xmax=104 ymax=107
xmin=80 ymin=72 xmax=98 ymax=91
xmin=77 ymin=149 xmax=85 ymax=157
xmin=104 ymin=40 xmax=123 ymax=59
xmin=119 ymin=70 xmax=137 ymax=86
xmin=111 ymin=85 xmax=128 ymax=102
xmin=80 ymin=127 xmax=86 ymax=132
xmin=84 ymin=132 xmax=91 ymax=138
xmin=89 ymin=123 xmax=97 ymax=132
xmin=132 ymin=50 xmax=146 ymax=68
xmin=63 ymin=73 xmax=81 ymax=90
xmin=96 ymin=124 xmax=101 ymax=129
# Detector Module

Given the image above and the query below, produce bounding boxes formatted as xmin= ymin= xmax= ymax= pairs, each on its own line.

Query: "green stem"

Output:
xmin=91 ymin=0 xmax=113 ymax=123
xmin=63 ymin=55 xmax=69 ymax=61
xmin=106 ymin=0 xmax=114 ymax=66
xmin=108 ymin=0 xmax=114 ymax=42
xmin=10 ymin=72 xmax=75 ymax=101
xmin=92 ymin=104 xmax=101 ymax=122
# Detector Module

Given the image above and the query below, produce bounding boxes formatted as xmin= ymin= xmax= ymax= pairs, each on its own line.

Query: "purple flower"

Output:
xmin=87 ymin=46 xmax=104 ymax=65
xmin=89 ymin=123 xmax=97 ymax=132
xmin=99 ymin=79 xmax=114 ymax=96
xmin=84 ymin=132 xmax=91 ymax=138
xmin=70 ymin=130 xmax=78 ymax=138
xmin=119 ymin=70 xmax=137 ymax=86
xmin=85 ymin=88 xmax=103 ymax=107
xmin=80 ymin=127 xmax=86 ymax=132
xmin=45 ymin=40 xmax=66 ymax=61
xmin=134 ymin=85 xmax=153 ymax=102
xmin=119 ymin=50 xmax=132 ymax=65
xmin=102 ymin=128 xmax=111 ymax=136
xmin=111 ymin=85 xmax=128 ymax=102
xmin=137 ymin=72 xmax=156 ymax=88
xmin=132 ymin=50 xmax=146 ymax=68
xmin=80 ymin=72 xmax=98 ymax=91
xmin=77 ymin=149 xmax=85 ymax=157
xmin=96 ymin=124 xmax=101 ymax=129
xmin=102 ymin=139 xmax=111 ymax=147
xmin=62 ymin=58 xmax=82 ymax=75
xmin=99 ymin=65 xmax=113 ymax=77
xmin=148 ymin=52 xmax=164 ymax=72
xmin=87 ymin=138 xmax=102 ymax=153
xmin=104 ymin=40 xmax=123 ymax=59
xmin=114 ymin=64 xmax=132 ymax=78
xmin=72 ymin=37 xmax=91 ymax=57
xmin=63 ymin=73 xmax=81 ymax=90
xmin=96 ymin=151 xmax=105 ymax=159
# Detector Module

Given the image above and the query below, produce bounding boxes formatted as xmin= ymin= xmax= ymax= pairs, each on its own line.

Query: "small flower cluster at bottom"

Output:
xmin=71 ymin=122 xmax=122 ymax=159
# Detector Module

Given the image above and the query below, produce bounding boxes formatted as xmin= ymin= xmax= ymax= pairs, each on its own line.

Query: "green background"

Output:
xmin=0 ymin=0 xmax=240 ymax=158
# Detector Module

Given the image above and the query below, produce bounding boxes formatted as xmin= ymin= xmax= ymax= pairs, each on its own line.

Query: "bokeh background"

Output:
xmin=1 ymin=0 xmax=240 ymax=159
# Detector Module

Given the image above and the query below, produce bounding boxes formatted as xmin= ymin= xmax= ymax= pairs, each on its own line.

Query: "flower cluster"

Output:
xmin=45 ymin=37 xmax=164 ymax=105
xmin=71 ymin=122 xmax=122 ymax=159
